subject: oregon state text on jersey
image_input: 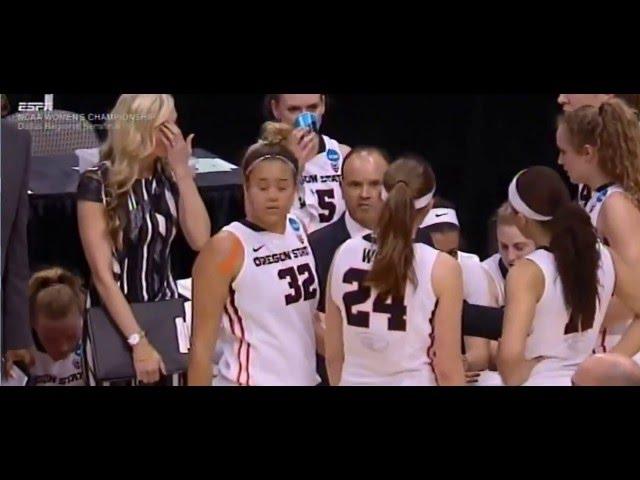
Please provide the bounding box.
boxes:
[216,216,320,386]
[330,234,441,386]
[29,344,85,386]
[291,135,346,233]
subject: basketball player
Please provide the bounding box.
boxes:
[483,202,536,307]
[265,94,351,233]
[28,268,86,386]
[309,147,389,383]
[478,202,537,376]
[325,157,465,386]
[498,167,640,386]
[416,197,491,379]
[557,93,640,205]
[557,98,640,360]
[188,123,320,386]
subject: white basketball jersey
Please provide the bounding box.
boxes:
[458,252,492,306]
[291,135,346,233]
[583,183,626,230]
[522,246,615,385]
[216,216,319,386]
[29,345,85,386]
[482,253,506,306]
[582,183,632,354]
[330,236,440,386]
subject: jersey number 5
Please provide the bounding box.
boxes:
[278,264,318,306]
[342,268,407,332]
[317,189,337,224]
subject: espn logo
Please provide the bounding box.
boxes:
[18,94,54,112]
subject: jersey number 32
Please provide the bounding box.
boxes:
[278,263,318,306]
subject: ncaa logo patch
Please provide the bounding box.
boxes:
[289,217,301,232]
[327,149,340,173]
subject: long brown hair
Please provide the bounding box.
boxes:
[367,156,436,299]
[615,93,640,111]
[29,268,85,324]
[559,97,640,207]
[514,167,600,332]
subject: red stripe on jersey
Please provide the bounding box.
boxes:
[224,303,245,385]
[426,300,439,385]
[229,287,250,386]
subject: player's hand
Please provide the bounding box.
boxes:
[3,349,35,379]
[465,371,481,384]
[287,128,317,169]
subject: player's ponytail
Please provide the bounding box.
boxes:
[368,156,436,299]
[29,267,86,324]
[509,166,600,332]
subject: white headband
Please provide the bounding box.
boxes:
[508,170,553,222]
[381,184,435,210]
[423,208,460,228]
[245,154,297,176]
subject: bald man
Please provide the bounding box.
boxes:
[308,147,390,384]
[572,354,640,386]
[309,147,390,315]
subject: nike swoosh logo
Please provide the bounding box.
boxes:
[435,213,448,218]
[253,245,266,253]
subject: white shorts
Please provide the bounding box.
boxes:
[474,370,503,387]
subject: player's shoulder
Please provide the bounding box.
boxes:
[509,253,545,287]
[601,189,640,223]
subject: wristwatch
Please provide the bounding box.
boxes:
[127,331,146,347]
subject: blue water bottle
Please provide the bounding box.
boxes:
[294,112,319,133]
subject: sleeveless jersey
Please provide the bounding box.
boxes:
[330,235,441,386]
[216,216,319,386]
[291,135,346,233]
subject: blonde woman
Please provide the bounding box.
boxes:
[77,94,211,385]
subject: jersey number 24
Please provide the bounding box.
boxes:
[342,268,407,332]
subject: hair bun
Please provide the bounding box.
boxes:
[260,122,293,146]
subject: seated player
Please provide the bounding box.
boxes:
[28,268,86,386]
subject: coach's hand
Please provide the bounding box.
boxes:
[288,128,317,169]
[132,339,166,384]
[160,122,195,181]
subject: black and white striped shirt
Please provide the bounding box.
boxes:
[77,161,180,304]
